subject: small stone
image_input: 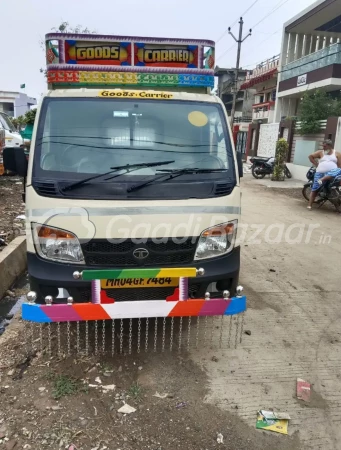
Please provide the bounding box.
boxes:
[244,330,251,336]
[269,269,276,273]
[217,433,224,444]
[138,366,143,371]
[5,314,14,321]
[118,366,122,372]
[38,387,46,392]
[5,290,15,298]
[211,356,219,362]
[118,404,136,414]
[51,406,62,411]
[80,419,88,426]
[7,370,14,377]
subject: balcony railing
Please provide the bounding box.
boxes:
[281,43,341,81]
[244,55,280,82]
[252,109,275,122]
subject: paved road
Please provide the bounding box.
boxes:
[192,175,341,450]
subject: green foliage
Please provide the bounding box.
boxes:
[24,109,37,125]
[271,138,289,182]
[52,21,96,34]
[128,382,143,400]
[11,118,19,130]
[17,115,26,127]
[299,90,341,135]
[52,375,83,400]
[11,115,27,130]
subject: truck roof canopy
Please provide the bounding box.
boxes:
[45,33,215,93]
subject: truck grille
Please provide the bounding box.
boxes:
[81,237,198,267]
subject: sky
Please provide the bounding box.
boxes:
[1,0,315,100]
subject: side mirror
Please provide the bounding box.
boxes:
[3,147,28,177]
[236,151,243,179]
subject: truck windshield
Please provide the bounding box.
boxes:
[34,97,235,182]
[0,113,16,132]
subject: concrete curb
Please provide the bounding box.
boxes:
[0,236,26,299]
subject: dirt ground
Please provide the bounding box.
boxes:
[0,174,340,450]
[0,175,25,250]
[194,175,341,450]
[0,317,301,450]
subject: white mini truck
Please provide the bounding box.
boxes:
[8,34,246,353]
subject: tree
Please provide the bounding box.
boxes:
[17,115,26,129]
[11,116,26,130]
[11,118,19,130]
[24,109,37,125]
[271,138,289,181]
[299,89,341,135]
[51,21,96,34]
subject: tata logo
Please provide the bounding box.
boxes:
[133,248,149,260]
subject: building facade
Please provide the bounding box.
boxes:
[215,67,255,121]
[241,56,279,124]
[0,91,37,118]
[275,0,341,122]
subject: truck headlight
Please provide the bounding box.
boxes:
[194,220,237,260]
[32,224,85,264]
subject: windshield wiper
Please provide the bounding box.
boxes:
[62,160,175,192]
[127,168,227,193]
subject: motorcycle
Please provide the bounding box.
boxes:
[250,156,292,179]
[302,166,341,212]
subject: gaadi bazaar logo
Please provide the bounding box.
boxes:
[65,40,131,66]
[134,43,198,68]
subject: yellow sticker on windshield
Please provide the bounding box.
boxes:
[99,90,173,99]
[188,111,208,127]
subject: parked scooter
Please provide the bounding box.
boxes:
[302,166,341,212]
[250,156,292,179]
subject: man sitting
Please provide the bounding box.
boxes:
[307,139,341,209]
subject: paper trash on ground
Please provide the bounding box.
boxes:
[297,378,311,402]
[260,410,291,420]
[256,411,289,435]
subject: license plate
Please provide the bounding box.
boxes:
[101,277,179,289]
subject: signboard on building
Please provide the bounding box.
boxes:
[297,74,307,87]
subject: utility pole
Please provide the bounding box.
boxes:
[228,18,252,126]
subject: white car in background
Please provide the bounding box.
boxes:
[0,112,24,149]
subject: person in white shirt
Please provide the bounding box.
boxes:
[307,139,341,209]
